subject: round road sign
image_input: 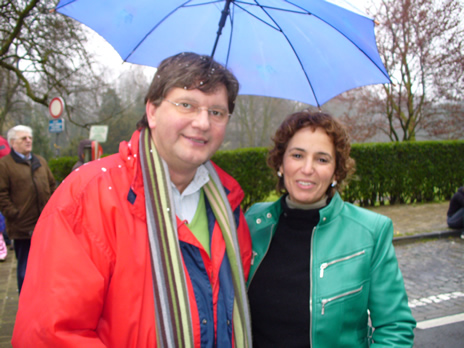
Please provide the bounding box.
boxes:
[49,97,65,119]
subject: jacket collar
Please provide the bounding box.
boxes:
[119,130,146,221]
[318,192,344,226]
[10,150,41,171]
[121,129,243,221]
[249,191,345,228]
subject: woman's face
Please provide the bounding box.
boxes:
[280,127,336,205]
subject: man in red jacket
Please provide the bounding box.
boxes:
[13,53,252,348]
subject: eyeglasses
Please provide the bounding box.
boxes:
[163,99,231,125]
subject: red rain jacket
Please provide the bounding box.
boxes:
[12,130,251,347]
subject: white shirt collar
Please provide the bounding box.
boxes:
[171,164,210,222]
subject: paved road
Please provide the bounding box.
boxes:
[0,237,462,347]
[394,236,464,347]
[395,237,464,322]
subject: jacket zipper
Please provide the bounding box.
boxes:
[321,285,363,315]
[309,226,316,348]
[30,162,41,218]
[248,223,276,284]
[250,251,258,265]
[319,250,365,278]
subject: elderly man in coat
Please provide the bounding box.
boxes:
[0,125,55,293]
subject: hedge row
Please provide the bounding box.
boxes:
[213,140,464,208]
[346,140,464,206]
[48,140,464,210]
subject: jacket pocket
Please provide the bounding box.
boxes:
[320,250,365,278]
[321,285,363,315]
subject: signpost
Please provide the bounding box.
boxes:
[48,119,65,133]
[89,125,109,143]
[48,97,65,156]
[49,97,64,119]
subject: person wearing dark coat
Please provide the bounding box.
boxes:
[72,139,92,170]
[447,186,464,236]
[0,125,55,293]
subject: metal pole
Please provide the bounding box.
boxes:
[211,0,232,58]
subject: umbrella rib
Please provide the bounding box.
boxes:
[55,0,78,10]
[224,2,236,67]
[123,1,195,62]
[235,0,307,14]
[284,0,391,83]
[249,0,321,105]
[243,0,391,89]
[233,2,306,31]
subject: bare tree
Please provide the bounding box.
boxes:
[367,0,464,141]
[224,95,305,149]
[422,101,464,139]
[323,88,386,143]
[0,0,103,133]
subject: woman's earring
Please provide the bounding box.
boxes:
[277,171,282,178]
[331,180,337,187]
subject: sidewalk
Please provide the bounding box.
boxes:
[0,249,18,348]
[0,200,459,347]
[366,200,462,243]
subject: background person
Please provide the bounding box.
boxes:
[0,135,12,255]
[246,111,415,347]
[0,212,7,261]
[13,52,252,347]
[71,139,103,170]
[0,126,55,293]
[447,186,464,236]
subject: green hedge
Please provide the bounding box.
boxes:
[48,156,78,183]
[212,148,275,211]
[346,140,463,206]
[48,140,464,209]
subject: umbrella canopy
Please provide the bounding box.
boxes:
[0,136,10,158]
[55,0,390,106]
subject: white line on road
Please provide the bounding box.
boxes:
[409,291,464,308]
[416,313,464,329]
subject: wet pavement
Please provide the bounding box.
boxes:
[0,201,462,347]
[0,248,19,347]
[395,237,464,323]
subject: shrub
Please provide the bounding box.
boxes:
[48,140,464,209]
[48,156,77,183]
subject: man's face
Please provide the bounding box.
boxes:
[146,85,229,182]
[11,131,33,156]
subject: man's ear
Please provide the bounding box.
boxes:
[146,102,157,129]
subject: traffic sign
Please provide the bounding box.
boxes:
[89,125,109,143]
[49,119,65,133]
[49,97,65,119]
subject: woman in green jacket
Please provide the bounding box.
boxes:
[246,111,415,347]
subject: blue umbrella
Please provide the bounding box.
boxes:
[55,0,390,106]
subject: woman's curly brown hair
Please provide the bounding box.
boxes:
[267,111,356,198]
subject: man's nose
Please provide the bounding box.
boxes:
[192,109,211,129]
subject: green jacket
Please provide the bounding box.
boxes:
[246,193,416,347]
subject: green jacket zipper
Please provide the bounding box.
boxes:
[320,250,365,278]
[321,285,363,315]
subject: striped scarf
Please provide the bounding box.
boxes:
[139,128,251,347]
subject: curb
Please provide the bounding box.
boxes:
[393,229,463,245]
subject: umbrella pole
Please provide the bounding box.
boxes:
[210,0,232,58]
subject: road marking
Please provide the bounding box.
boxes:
[409,291,464,308]
[416,313,464,329]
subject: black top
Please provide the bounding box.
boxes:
[248,197,320,348]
